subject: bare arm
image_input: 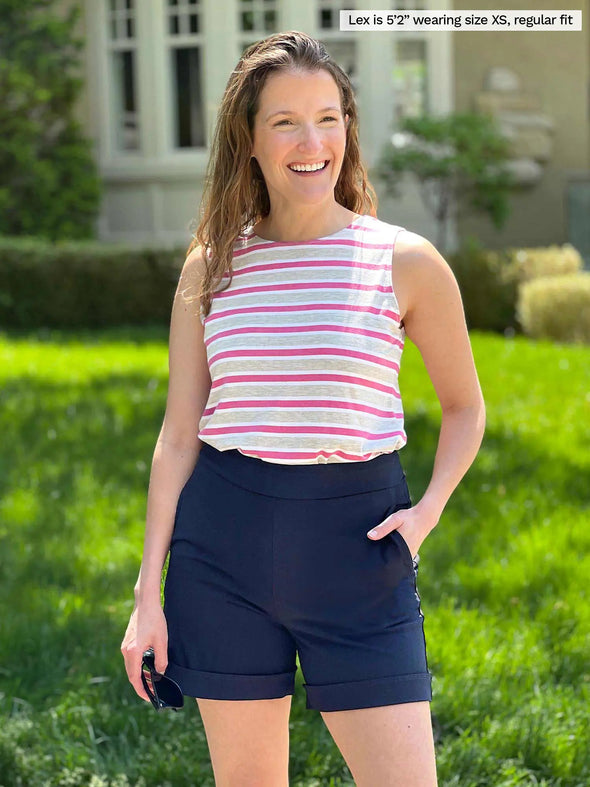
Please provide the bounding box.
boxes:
[134,248,211,605]
[368,232,486,556]
[121,246,211,691]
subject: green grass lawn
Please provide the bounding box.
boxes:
[0,327,588,787]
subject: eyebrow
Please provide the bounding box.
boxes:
[265,106,342,121]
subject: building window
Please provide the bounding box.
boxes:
[238,0,278,36]
[107,0,140,151]
[318,0,356,30]
[389,0,431,125]
[167,0,201,34]
[166,0,206,148]
[393,39,428,123]
[322,39,357,88]
[317,1,358,93]
[238,0,278,55]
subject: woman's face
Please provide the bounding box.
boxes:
[251,68,349,212]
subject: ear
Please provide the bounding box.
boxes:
[344,114,350,128]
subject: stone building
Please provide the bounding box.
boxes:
[70,0,589,259]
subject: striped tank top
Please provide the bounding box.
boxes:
[197,214,407,465]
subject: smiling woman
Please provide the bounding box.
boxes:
[121,30,485,787]
[249,68,351,237]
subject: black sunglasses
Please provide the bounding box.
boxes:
[141,648,184,712]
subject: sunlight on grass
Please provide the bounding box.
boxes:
[0,328,588,786]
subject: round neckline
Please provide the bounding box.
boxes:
[249,214,364,244]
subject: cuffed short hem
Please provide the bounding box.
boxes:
[165,661,296,700]
[303,671,433,711]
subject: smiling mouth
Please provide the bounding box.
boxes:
[287,160,329,173]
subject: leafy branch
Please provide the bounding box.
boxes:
[377,113,518,252]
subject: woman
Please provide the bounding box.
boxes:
[121,31,485,786]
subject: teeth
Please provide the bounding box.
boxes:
[289,161,328,172]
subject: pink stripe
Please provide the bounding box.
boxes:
[210,373,402,398]
[226,258,393,276]
[209,346,400,373]
[203,399,404,418]
[205,323,404,351]
[235,237,392,256]
[200,424,407,440]
[238,448,404,461]
[204,302,400,326]
[205,444,406,462]
[211,281,393,300]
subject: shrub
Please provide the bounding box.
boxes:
[508,244,582,282]
[448,237,586,334]
[517,273,590,343]
[1,234,587,334]
[0,236,185,328]
[447,236,518,332]
[377,112,516,254]
[0,0,101,241]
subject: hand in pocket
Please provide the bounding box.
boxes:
[366,503,435,561]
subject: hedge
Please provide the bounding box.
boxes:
[447,236,585,333]
[0,236,185,328]
[1,234,586,334]
[517,273,590,344]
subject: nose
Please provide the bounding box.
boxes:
[297,122,323,154]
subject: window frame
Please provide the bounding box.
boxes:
[83,0,451,176]
[164,0,207,151]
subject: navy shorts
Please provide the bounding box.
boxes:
[163,442,433,712]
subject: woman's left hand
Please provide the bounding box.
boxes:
[366,502,439,560]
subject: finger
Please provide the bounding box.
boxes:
[133,678,151,702]
[123,646,151,701]
[367,511,404,539]
[133,656,152,703]
[154,643,169,674]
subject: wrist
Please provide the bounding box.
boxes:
[134,582,162,607]
[413,496,444,533]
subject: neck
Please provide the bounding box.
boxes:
[253,204,358,242]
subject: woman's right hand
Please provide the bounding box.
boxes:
[120,601,169,702]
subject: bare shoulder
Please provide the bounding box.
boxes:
[179,244,207,290]
[391,229,483,414]
[184,243,206,273]
[391,229,460,322]
[173,244,208,316]
[394,229,454,278]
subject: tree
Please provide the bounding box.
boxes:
[377,112,517,253]
[0,0,101,241]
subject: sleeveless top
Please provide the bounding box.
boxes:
[196,214,408,465]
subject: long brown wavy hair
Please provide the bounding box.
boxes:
[186,30,378,321]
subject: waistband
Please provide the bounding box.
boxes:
[198,442,407,500]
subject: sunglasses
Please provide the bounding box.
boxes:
[141,648,184,712]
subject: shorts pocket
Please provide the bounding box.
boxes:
[390,528,414,570]
[376,482,414,574]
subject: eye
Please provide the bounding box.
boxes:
[274,119,293,126]
[321,116,338,122]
